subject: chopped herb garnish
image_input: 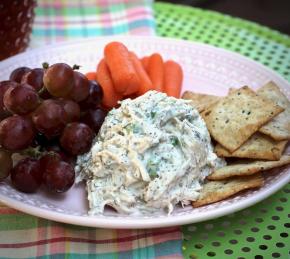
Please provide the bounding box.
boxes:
[194,131,201,139]
[124,124,132,133]
[170,136,180,147]
[147,159,158,179]
[150,111,157,119]
[148,169,157,179]
[124,123,142,134]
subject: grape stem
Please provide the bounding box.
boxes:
[19,146,43,159]
[42,62,49,69]
[38,87,46,96]
[72,64,81,70]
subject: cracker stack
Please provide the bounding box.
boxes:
[182,81,290,207]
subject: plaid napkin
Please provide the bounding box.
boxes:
[30,0,156,48]
[0,205,182,258]
[0,1,183,258]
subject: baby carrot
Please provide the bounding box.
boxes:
[130,52,154,96]
[147,53,164,92]
[122,93,138,100]
[85,72,97,81]
[163,60,183,98]
[141,56,149,72]
[96,59,122,108]
[104,42,140,95]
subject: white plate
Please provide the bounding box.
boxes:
[0,36,289,229]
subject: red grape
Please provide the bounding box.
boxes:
[0,115,35,151]
[42,160,75,193]
[32,99,68,138]
[79,80,103,109]
[81,108,106,133]
[39,152,61,169]
[11,158,42,193]
[45,144,77,167]
[9,67,31,83]
[3,83,40,115]
[35,135,76,165]
[0,149,13,181]
[43,63,74,97]
[61,153,76,167]
[0,81,18,119]
[68,71,90,102]
[21,68,44,92]
[60,122,94,155]
[58,99,80,122]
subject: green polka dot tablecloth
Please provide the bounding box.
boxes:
[154,2,290,259]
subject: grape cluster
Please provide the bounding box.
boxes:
[0,63,107,194]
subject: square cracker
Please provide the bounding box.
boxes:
[205,86,284,152]
[182,91,222,113]
[214,132,287,160]
[257,81,290,140]
[208,155,290,180]
[192,174,264,207]
[228,88,237,94]
[200,88,237,121]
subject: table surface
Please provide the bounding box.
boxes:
[1,2,289,259]
[154,2,290,259]
[159,0,290,36]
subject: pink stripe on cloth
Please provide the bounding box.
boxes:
[116,229,133,251]
[0,227,181,248]
[55,35,67,41]
[101,12,113,30]
[36,220,48,257]
[0,206,22,214]
[49,224,66,255]
[35,9,151,26]
[96,0,143,5]
[34,10,152,26]
[39,0,145,9]
[129,27,153,35]
[152,227,182,245]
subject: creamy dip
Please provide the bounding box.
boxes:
[75,91,224,215]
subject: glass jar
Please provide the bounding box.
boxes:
[0,0,36,61]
